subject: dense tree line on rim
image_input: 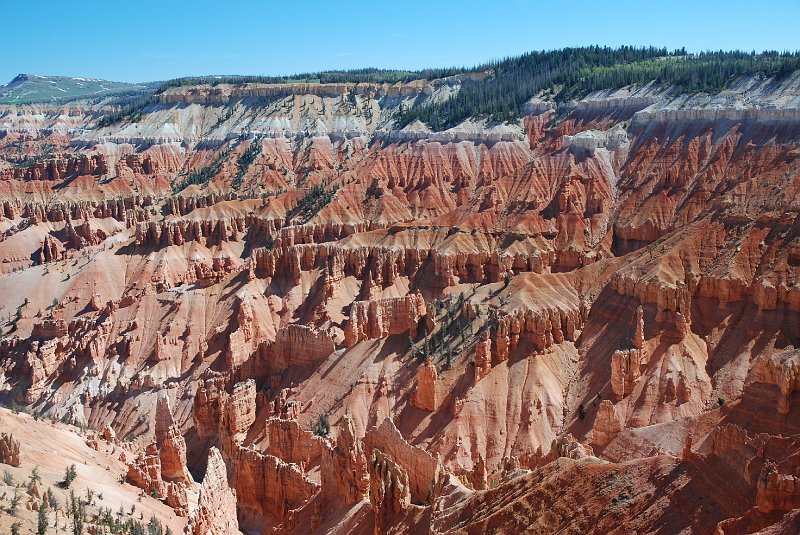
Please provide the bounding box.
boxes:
[395,47,800,130]
[97,47,800,130]
[153,67,467,91]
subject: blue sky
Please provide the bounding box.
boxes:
[2,0,798,83]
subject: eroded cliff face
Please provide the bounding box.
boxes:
[2,73,800,534]
[320,413,369,506]
[186,448,239,535]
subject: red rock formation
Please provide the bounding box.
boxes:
[38,234,65,264]
[0,154,108,181]
[344,292,426,347]
[704,423,800,520]
[226,379,256,436]
[165,482,189,517]
[473,330,492,383]
[610,348,644,400]
[755,352,800,415]
[226,295,260,369]
[609,304,649,400]
[24,336,69,403]
[186,447,239,535]
[0,432,21,466]
[364,417,439,505]
[155,395,192,485]
[411,358,438,411]
[633,305,645,349]
[2,73,800,534]
[167,192,237,216]
[126,443,166,498]
[232,445,319,531]
[478,300,587,364]
[544,434,595,462]
[321,413,369,505]
[757,463,800,513]
[258,324,335,374]
[13,194,150,224]
[193,372,229,439]
[101,424,116,443]
[471,454,488,490]
[263,418,323,466]
[192,373,257,442]
[369,448,411,534]
[592,400,623,447]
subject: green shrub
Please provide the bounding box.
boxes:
[312,413,330,437]
[61,464,77,488]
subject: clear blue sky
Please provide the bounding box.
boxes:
[2,0,798,83]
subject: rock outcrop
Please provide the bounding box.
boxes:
[263,418,324,466]
[0,432,21,466]
[754,351,800,415]
[321,413,369,505]
[544,434,595,462]
[606,299,657,401]
[344,293,427,347]
[473,330,492,383]
[126,443,165,498]
[232,445,319,530]
[193,372,229,439]
[592,400,623,447]
[633,306,645,349]
[186,447,239,535]
[38,234,65,264]
[193,373,258,440]
[155,395,192,485]
[101,424,116,443]
[0,154,108,181]
[226,379,256,436]
[757,463,800,513]
[411,358,438,411]
[258,324,335,374]
[126,397,193,513]
[610,348,644,400]
[226,295,263,369]
[370,448,411,534]
[364,417,439,505]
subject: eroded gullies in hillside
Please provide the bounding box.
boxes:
[0,65,799,534]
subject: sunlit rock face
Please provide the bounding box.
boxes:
[1,69,800,534]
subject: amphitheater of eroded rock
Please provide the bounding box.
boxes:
[1,72,800,534]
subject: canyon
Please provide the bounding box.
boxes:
[1,64,799,535]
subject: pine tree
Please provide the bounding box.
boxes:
[62,464,77,488]
[37,500,49,535]
[46,487,59,510]
[10,489,20,515]
[69,490,84,535]
[30,465,42,485]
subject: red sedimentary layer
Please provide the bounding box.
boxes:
[1,77,800,534]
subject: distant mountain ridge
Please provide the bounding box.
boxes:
[0,74,155,104]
